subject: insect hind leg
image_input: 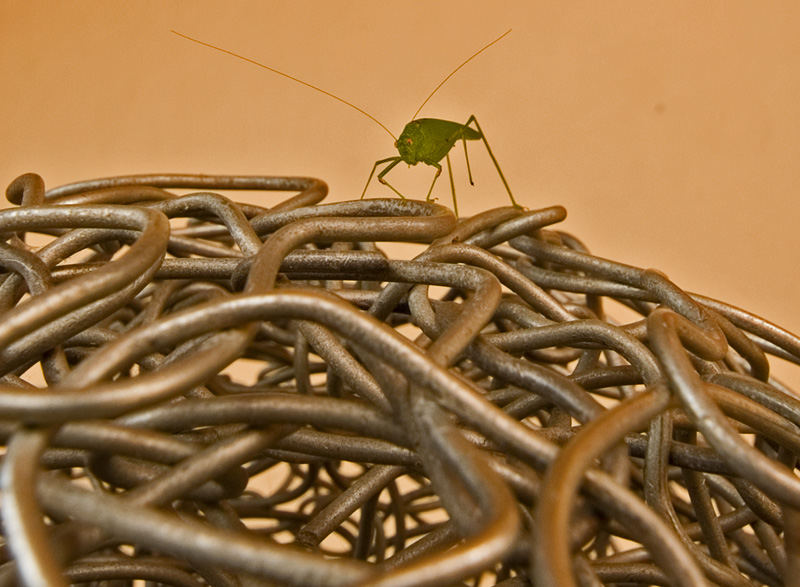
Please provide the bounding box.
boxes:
[461,138,474,186]
[464,115,520,208]
[445,153,458,216]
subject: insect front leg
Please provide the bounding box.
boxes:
[464,115,519,208]
[361,157,402,199]
[376,157,408,199]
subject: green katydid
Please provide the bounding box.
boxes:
[171,29,519,215]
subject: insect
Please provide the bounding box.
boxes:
[171,29,519,215]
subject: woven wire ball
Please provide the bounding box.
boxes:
[0,172,798,586]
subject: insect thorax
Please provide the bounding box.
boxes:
[396,119,476,166]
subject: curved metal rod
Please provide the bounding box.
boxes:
[648,307,800,509]
[1,429,67,587]
[533,385,707,586]
[36,473,375,586]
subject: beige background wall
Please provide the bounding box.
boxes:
[1,1,798,387]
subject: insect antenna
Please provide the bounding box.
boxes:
[410,29,512,121]
[171,30,398,141]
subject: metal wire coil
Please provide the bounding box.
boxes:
[0,172,798,586]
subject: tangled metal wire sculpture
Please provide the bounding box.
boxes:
[0,172,798,587]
